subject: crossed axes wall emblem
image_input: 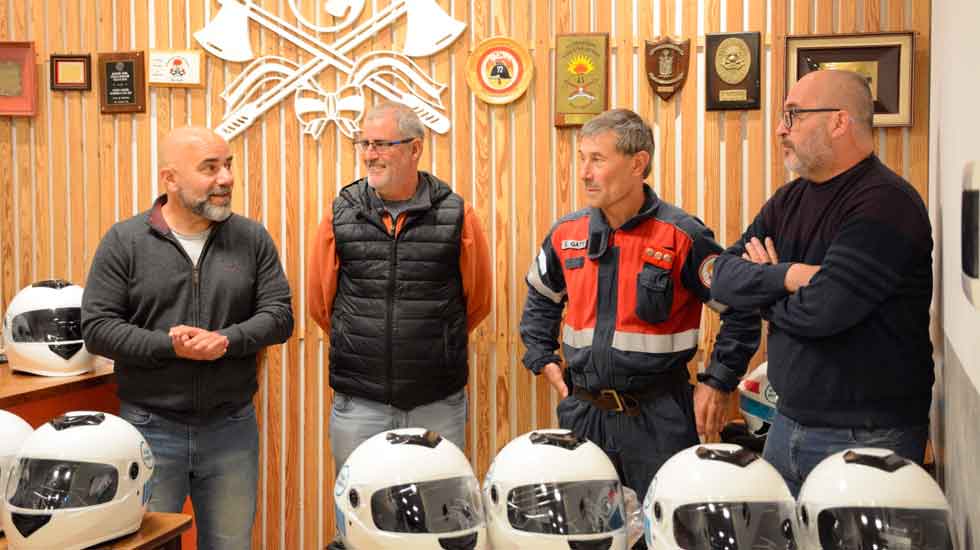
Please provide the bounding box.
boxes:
[194,0,466,141]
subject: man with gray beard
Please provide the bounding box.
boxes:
[82,127,294,549]
[702,70,934,496]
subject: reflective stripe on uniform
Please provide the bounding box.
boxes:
[527,263,565,304]
[563,325,699,354]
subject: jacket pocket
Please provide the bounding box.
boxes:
[636,264,673,324]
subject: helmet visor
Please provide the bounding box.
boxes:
[370,475,484,534]
[673,501,798,550]
[817,507,955,550]
[7,308,82,343]
[506,479,625,535]
[6,458,119,510]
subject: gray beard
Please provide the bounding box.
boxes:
[180,190,232,222]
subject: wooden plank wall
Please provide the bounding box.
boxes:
[0,0,930,548]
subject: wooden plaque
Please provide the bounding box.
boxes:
[98,50,146,114]
[554,33,609,127]
[705,32,761,111]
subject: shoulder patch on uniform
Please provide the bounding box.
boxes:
[699,254,719,288]
[561,239,588,250]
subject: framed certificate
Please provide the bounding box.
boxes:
[0,42,37,116]
[554,33,608,127]
[148,49,205,88]
[98,50,146,114]
[786,32,914,127]
[50,54,92,91]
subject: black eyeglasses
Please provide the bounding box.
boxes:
[353,137,416,152]
[780,108,840,130]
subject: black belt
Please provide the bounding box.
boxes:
[573,386,671,416]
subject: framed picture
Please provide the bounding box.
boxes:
[98,50,146,114]
[147,49,205,88]
[0,42,37,116]
[465,37,534,105]
[554,33,608,127]
[705,32,761,110]
[786,32,914,127]
[50,54,91,91]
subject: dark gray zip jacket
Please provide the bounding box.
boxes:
[81,195,294,424]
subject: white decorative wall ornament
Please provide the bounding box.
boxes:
[194,0,466,140]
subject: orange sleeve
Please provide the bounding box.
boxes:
[460,205,492,332]
[308,208,340,333]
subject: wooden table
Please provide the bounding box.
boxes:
[0,512,192,550]
[0,362,115,408]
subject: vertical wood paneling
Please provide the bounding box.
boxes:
[512,0,534,440]
[49,3,68,281]
[658,0,678,205]
[0,1,11,309]
[680,0,697,214]
[0,2,933,549]
[884,0,905,176]
[531,0,556,434]
[17,0,35,288]
[723,0,743,248]
[908,0,930,200]
[66,0,86,284]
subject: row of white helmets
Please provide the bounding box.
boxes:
[2,280,96,377]
[0,409,154,550]
[333,425,956,549]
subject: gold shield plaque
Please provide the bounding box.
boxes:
[644,36,691,101]
[705,32,761,111]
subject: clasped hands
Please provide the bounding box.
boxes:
[170,325,229,361]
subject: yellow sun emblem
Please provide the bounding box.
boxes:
[567,54,595,76]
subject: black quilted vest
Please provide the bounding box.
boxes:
[329,173,468,410]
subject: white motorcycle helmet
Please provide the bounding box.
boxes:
[643,443,798,550]
[483,429,628,549]
[1,411,154,550]
[739,362,777,436]
[797,448,956,550]
[3,280,94,376]
[0,410,34,535]
[334,428,486,549]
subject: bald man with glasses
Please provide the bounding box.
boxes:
[308,101,492,485]
[698,70,935,495]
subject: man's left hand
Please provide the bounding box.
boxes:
[742,236,779,264]
[694,383,730,440]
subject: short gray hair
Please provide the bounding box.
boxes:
[836,70,874,133]
[579,109,655,178]
[363,101,425,140]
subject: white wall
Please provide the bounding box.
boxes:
[930,0,980,546]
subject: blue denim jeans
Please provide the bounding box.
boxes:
[329,388,468,474]
[119,401,259,550]
[762,410,929,497]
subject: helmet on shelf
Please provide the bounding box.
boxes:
[1,411,154,550]
[3,280,94,377]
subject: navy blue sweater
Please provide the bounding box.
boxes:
[710,155,934,428]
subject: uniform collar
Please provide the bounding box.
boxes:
[587,184,660,259]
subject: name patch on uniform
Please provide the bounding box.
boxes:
[561,239,588,250]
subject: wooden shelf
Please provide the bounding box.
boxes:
[0,361,115,409]
[0,512,191,550]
